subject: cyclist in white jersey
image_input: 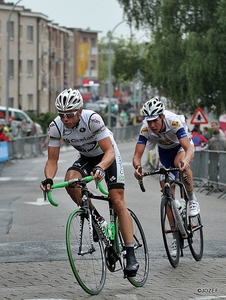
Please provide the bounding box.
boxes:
[40,88,139,276]
[132,97,200,218]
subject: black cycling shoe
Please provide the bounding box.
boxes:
[124,247,139,277]
[93,226,99,242]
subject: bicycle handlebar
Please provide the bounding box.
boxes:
[46,176,109,207]
[138,166,181,193]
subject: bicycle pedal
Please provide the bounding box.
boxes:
[123,269,137,278]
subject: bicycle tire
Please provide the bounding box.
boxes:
[188,213,204,261]
[66,209,106,295]
[116,208,149,286]
[160,196,180,268]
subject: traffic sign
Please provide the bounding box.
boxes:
[190,107,208,124]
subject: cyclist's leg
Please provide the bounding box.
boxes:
[109,188,139,276]
[159,146,182,255]
[106,153,139,276]
[174,149,200,217]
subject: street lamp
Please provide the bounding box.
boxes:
[107,20,127,127]
[6,0,22,125]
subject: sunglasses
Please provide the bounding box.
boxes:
[58,111,78,118]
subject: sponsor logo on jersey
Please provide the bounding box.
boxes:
[63,128,72,135]
[80,127,86,133]
[141,127,148,133]
[172,120,180,127]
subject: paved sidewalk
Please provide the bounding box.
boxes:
[1,257,226,300]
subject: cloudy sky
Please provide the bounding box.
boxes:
[14,0,148,40]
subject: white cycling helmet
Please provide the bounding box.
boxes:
[142,97,165,121]
[55,88,83,111]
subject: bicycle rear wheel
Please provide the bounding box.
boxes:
[161,197,180,268]
[117,209,149,287]
[66,209,106,295]
[188,213,204,261]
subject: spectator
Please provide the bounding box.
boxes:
[211,121,225,138]
[119,109,128,126]
[21,119,28,137]
[0,122,11,142]
[202,127,212,141]
[202,127,226,151]
[191,127,208,151]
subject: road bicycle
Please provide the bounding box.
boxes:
[46,176,149,295]
[138,166,203,268]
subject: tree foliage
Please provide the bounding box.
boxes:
[116,0,226,116]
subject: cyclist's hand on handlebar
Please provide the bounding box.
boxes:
[134,165,144,180]
[179,161,190,172]
[40,178,53,192]
[91,166,105,182]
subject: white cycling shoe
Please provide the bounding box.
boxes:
[189,200,200,217]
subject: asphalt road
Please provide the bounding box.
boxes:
[0,141,226,299]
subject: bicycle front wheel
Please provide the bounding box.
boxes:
[188,213,204,261]
[116,208,149,287]
[161,197,180,268]
[66,209,106,295]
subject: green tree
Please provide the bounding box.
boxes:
[117,0,226,116]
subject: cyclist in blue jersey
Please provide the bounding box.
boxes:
[133,97,200,217]
[40,88,139,276]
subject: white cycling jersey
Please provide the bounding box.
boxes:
[137,110,190,150]
[48,110,118,157]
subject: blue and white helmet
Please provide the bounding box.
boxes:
[142,97,165,121]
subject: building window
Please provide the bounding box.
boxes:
[19,25,23,38]
[91,38,96,47]
[9,59,14,78]
[9,97,14,107]
[27,94,33,110]
[91,60,96,69]
[27,60,33,77]
[19,60,22,76]
[9,21,14,39]
[27,26,33,42]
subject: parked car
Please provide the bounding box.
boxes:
[83,102,104,115]
[96,98,119,114]
[0,106,42,135]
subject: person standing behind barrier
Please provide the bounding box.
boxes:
[211,121,225,138]
[132,97,200,218]
[202,127,226,151]
[21,119,28,137]
[191,127,208,151]
[0,122,12,142]
[202,126,212,141]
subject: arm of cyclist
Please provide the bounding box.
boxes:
[177,136,194,172]
[91,136,115,182]
[40,146,60,192]
[132,143,146,180]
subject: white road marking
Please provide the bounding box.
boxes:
[25,198,49,206]
[116,295,137,300]
[0,177,11,181]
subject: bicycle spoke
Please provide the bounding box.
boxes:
[126,209,149,287]
[66,210,106,295]
[161,198,180,268]
[188,214,204,261]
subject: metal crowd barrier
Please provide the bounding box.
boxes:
[0,124,142,163]
[190,150,226,198]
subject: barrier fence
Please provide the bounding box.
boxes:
[0,124,142,163]
[190,150,226,198]
[3,125,226,199]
